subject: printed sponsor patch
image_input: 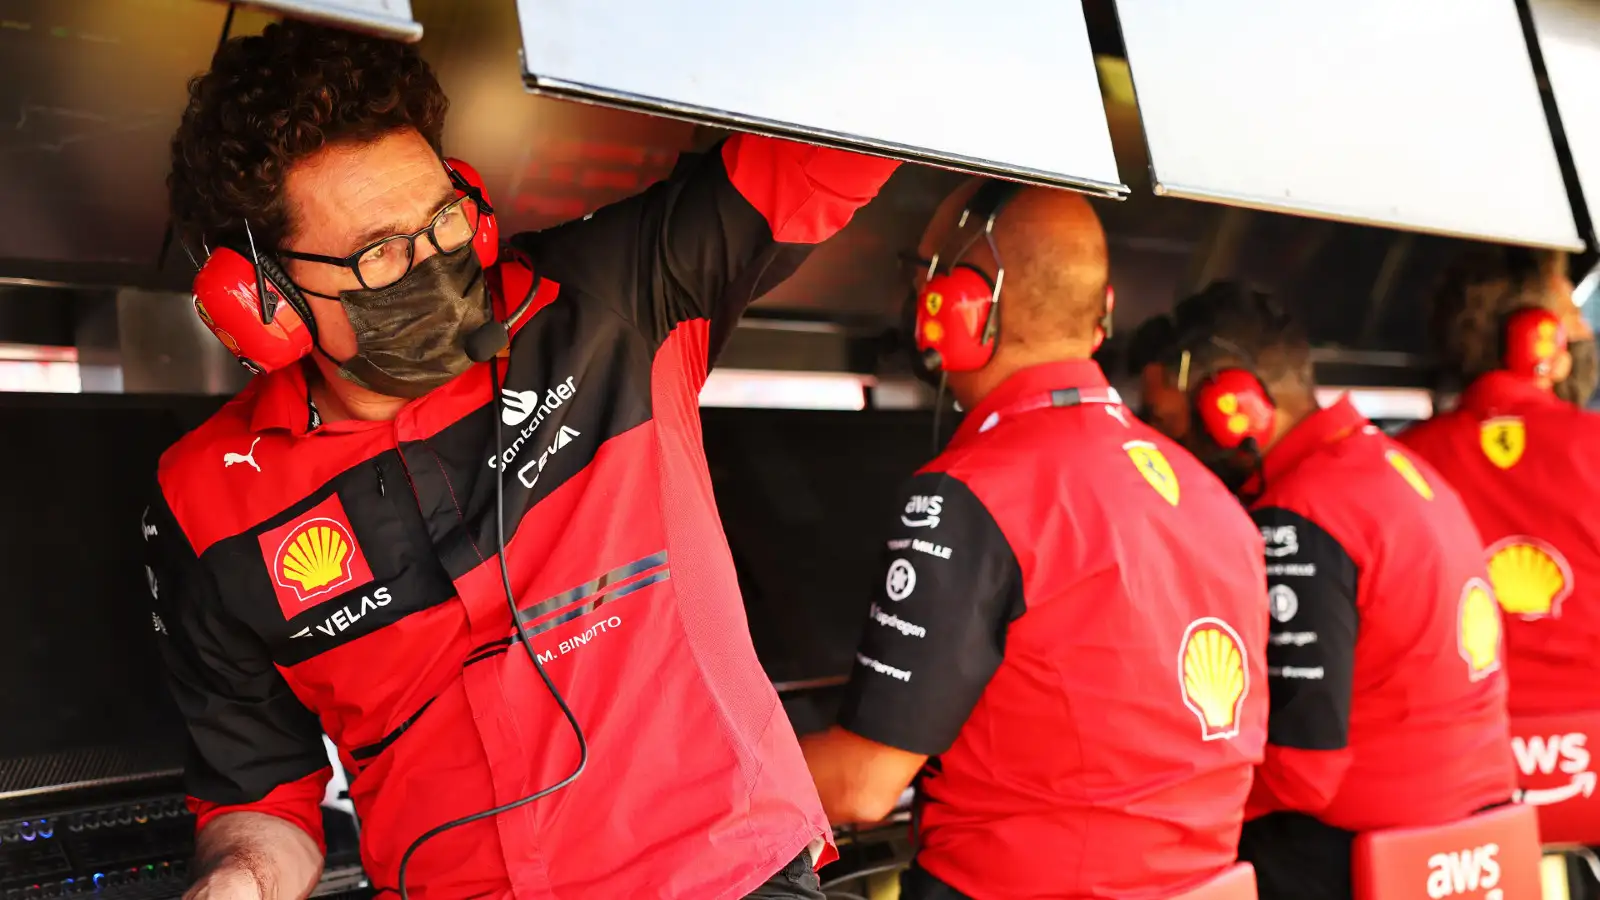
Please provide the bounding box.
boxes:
[1487,536,1572,620]
[258,494,374,620]
[1178,616,1249,740]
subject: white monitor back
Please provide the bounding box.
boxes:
[1114,0,1582,250]
[514,0,1125,196]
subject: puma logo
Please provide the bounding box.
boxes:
[223,437,262,472]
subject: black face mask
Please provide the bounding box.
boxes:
[334,246,490,399]
[1556,338,1599,408]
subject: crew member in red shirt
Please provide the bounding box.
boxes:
[146,21,896,900]
[1152,283,1515,900]
[801,181,1270,899]
[1400,247,1600,716]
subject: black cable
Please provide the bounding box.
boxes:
[395,358,588,900]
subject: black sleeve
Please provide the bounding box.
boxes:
[143,489,328,805]
[1253,506,1360,751]
[837,473,1025,755]
[510,139,819,360]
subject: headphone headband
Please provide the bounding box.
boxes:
[965,180,1022,225]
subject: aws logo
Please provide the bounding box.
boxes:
[1178,617,1248,740]
[1457,578,1502,682]
[1486,536,1572,620]
[1512,732,1598,806]
[1426,844,1501,899]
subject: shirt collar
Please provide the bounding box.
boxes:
[1458,371,1561,417]
[1261,393,1371,483]
[951,359,1111,447]
[249,361,319,435]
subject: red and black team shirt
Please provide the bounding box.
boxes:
[141,135,896,900]
[837,360,1271,900]
[1401,372,1600,717]
[1244,396,1515,832]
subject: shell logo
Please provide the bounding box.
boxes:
[1178,617,1249,740]
[924,291,943,317]
[1124,440,1180,506]
[922,320,945,344]
[1479,417,1526,470]
[1385,449,1434,501]
[276,518,357,601]
[1215,393,1250,436]
[1458,578,1503,682]
[1486,537,1572,620]
[257,494,374,619]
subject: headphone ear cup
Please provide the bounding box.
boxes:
[445,157,499,269]
[1194,368,1277,450]
[1502,307,1567,378]
[193,247,314,374]
[917,265,999,373]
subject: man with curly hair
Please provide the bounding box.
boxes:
[1401,248,1600,719]
[143,20,896,900]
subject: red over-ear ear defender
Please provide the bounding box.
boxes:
[916,265,1001,373]
[914,180,1020,374]
[1194,367,1277,450]
[444,157,500,270]
[192,244,315,376]
[1502,306,1567,378]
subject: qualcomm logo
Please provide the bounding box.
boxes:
[519,426,582,490]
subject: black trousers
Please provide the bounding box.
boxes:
[898,864,973,900]
[1238,812,1355,900]
[741,850,825,900]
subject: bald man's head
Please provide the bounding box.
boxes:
[918,179,1111,351]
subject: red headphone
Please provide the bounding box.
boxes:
[1194,367,1277,450]
[914,181,1018,373]
[1501,306,1567,379]
[191,157,500,375]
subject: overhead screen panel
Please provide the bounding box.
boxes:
[1114,0,1583,250]
[1528,0,1600,241]
[231,0,421,41]
[513,1,1125,196]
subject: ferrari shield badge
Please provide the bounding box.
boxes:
[1125,440,1180,506]
[1479,417,1526,470]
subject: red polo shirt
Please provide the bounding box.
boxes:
[1246,397,1515,832]
[837,360,1270,899]
[1401,372,1600,716]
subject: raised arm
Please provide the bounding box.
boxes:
[513,135,898,358]
[143,490,331,900]
[1246,507,1360,818]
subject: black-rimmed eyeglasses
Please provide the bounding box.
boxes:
[278,194,482,291]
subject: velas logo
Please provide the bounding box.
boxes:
[1385,449,1435,501]
[1124,440,1180,506]
[1486,536,1571,620]
[1178,616,1249,740]
[1458,577,1503,682]
[1479,417,1526,470]
[258,494,375,620]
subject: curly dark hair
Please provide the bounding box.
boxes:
[1167,280,1313,396]
[1428,246,1567,383]
[168,20,450,250]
